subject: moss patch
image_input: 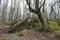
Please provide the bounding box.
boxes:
[46,21,60,30]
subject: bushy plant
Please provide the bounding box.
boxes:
[32,23,42,29]
[32,18,40,23]
[46,21,60,31]
[31,18,41,29]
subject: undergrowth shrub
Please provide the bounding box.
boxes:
[32,18,60,32]
[46,21,60,30]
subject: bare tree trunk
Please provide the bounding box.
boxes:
[1,0,8,28]
[37,12,46,32]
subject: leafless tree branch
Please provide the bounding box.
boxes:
[26,0,37,13]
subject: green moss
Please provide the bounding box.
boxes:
[32,18,40,23]
[32,18,41,29]
[46,21,60,30]
[32,23,42,28]
[32,19,60,32]
[32,18,60,32]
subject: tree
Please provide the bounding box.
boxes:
[26,0,46,32]
[9,0,14,30]
[14,0,18,22]
[1,0,8,27]
[49,1,60,20]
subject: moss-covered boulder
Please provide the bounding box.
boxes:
[46,21,60,30]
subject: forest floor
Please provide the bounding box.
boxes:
[0,28,60,40]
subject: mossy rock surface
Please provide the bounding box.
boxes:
[46,21,60,30]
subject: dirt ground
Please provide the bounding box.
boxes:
[0,29,60,40]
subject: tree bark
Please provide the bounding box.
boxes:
[37,11,46,32]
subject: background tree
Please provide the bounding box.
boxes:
[1,0,8,28]
[49,1,60,20]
